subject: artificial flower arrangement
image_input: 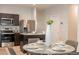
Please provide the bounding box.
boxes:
[47,19,54,25]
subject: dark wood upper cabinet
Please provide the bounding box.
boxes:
[12,14,19,26]
[0,13,19,26]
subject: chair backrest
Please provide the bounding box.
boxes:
[66,40,78,52]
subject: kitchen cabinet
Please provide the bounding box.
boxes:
[0,33,1,47]
[13,14,19,26]
[14,33,20,46]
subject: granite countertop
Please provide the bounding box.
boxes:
[20,33,45,35]
[1,33,15,34]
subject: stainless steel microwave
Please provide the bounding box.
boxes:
[0,18,13,26]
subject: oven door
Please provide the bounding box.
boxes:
[1,33,14,42]
[1,33,14,47]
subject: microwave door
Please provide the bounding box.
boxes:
[1,18,13,26]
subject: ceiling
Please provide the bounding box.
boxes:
[0,4,55,10]
[13,4,70,10]
[0,4,71,11]
[11,4,54,10]
[35,4,54,10]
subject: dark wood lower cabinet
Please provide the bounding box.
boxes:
[0,33,1,47]
[14,33,20,46]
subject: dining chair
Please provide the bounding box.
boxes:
[54,40,78,55]
[66,40,78,52]
[69,52,79,55]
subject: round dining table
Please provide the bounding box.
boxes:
[23,41,75,55]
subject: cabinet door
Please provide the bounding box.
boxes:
[0,13,14,18]
[13,15,19,26]
[14,33,20,46]
[0,33,1,47]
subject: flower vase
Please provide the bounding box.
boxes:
[45,25,53,47]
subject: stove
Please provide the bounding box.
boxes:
[0,29,14,47]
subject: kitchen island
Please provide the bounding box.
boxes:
[20,33,45,53]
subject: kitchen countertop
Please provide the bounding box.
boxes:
[20,33,45,35]
[0,32,45,35]
[1,33,15,34]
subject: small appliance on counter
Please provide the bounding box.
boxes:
[23,27,28,33]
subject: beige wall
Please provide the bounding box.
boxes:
[36,10,46,33]
[68,5,78,42]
